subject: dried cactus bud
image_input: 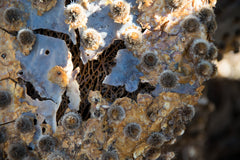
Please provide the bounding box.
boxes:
[48,66,69,88]
[15,116,34,134]
[198,7,215,23]
[0,127,7,144]
[8,143,28,160]
[108,105,126,122]
[61,112,82,131]
[124,29,142,49]
[124,123,142,140]
[46,151,67,160]
[173,124,186,136]
[101,151,119,160]
[0,91,11,109]
[81,28,102,50]
[3,7,21,25]
[110,0,130,24]
[23,155,40,160]
[165,0,183,10]
[159,70,178,89]
[143,53,158,67]
[79,154,90,160]
[190,39,209,57]
[17,29,36,51]
[206,18,217,34]
[206,43,218,60]
[64,3,87,29]
[196,60,216,79]
[32,0,57,15]
[147,132,167,147]
[38,135,57,153]
[182,105,195,123]
[182,16,200,33]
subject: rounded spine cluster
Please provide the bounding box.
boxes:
[196,60,216,79]
[110,0,130,24]
[17,29,36,54]
[143,52,158,67]
[124,29,143,50]
[64,3,87,29]
[3,7,21,25]
[189,38,209,58]
[46,151,67,160]
[159,70,178,89]
[0,127,7,144]
[101,151,119,160]
[182,16,200,33]
[15,115,34,134]
[61,112,82,131]
[107,105,126,122]
[0,91,11,110]
[147,132,167,147]
[165,0,183,10]
[81,28,102,50]
[8,142,28,160]
[124,122,142,140]
[32,0,57,15]
[38,135,57,153]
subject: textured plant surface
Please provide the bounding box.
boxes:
[0,0,220,159]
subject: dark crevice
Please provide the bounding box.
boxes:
[33,28,73,43]
[0,27,18,36]
[18,78,55,102]
[25,81,54,102]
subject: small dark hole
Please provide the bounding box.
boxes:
[1,53,6,59]
[27,146,33,150]
[33,118,37,125]
[42,127,46,133]
[18,71,23,75]
[45,50,50,55]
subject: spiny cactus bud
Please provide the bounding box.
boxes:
[17,29,36,49]
[38,135,57,153]
[196,60,216,79]
[124,123,142,140]
[182,105,195,123]
[15,115,34,134]
[159,70,178,89]
[124,29,142,49]
[165,0,183,10]
[182,16,200,33]
[0,127,7,144]
[64,3,87,29]
[206,19,217,34]
[0,91,11,110]
[108,105,126,122]
[190,39,209,57]
[147,132,167,147]
[61,112,82,131]
[101,151,119,160]
[110,0,130,24]
[79,154,90,160]
[198,7,215,23]
[143,53,158,67]
[3,7,21,25]
[8,142,28,160]
[32,0,57,14]
[46,151,67,160]
[81,28,102,50]
[206,43,218,60]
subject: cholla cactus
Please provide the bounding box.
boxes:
[0,0,218,159]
